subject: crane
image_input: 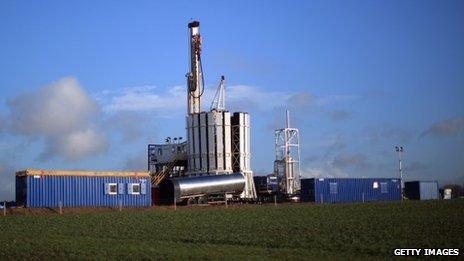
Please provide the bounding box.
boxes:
[210,75,226,111]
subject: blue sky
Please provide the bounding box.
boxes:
[1,1,463,200]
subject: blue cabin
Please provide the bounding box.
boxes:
[16,169,151,208]
[301,178,401,203]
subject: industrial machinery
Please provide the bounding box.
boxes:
[149,21,256,204]
[148,140,188,182]
[253,174,281,202]
[274,110,301,198]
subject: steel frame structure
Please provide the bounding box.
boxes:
[274,111,301,195]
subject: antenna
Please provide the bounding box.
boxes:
[210,75,226,111]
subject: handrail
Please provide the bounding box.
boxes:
[151,155,180,186]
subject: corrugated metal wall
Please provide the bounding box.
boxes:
[419,181,439,200]
[22,175,151,208]
[405,181,439,200]
[301,178,401,203]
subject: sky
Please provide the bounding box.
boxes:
[1,1,463,200]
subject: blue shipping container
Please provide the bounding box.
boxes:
[16,169,151,208]
[404,181,439,200]
[301,178,401,203]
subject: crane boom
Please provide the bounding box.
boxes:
[210,76,226,111]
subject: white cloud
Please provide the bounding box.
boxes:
[226,85,291,111]
[100,85,186,115]
[40,127,108,161]
[6,77,108,161]
[8,77,98,135]
[100,84,293,114]
[99,84,357,119]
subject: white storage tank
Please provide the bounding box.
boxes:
[186,111,233,175]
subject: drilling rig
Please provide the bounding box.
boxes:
[148,21,256,204]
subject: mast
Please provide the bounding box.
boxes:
[186,21,203,114]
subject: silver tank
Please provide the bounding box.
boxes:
[172,173,245,198]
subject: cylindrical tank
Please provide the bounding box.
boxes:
[187,111,233,175]
[159,173,245,201]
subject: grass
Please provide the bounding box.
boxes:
[0,200,463,260]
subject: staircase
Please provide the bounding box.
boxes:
[151,158,178,186]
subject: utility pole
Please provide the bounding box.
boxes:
[395,146,404,201]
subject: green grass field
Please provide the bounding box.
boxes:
[0,200,463,260]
